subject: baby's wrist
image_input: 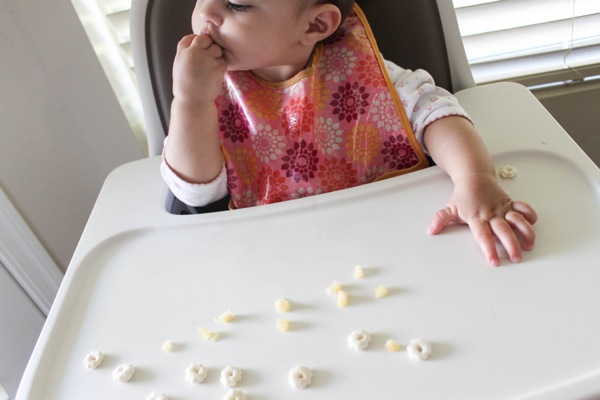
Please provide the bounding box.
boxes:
[172,96,216,113]
[451,171,498,189]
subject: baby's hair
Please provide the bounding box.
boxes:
[316,0,355,23]
[301,0,355,26]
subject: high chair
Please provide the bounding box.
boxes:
[18,7,600,398]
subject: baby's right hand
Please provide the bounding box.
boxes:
[172,34,227,104]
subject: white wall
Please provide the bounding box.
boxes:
[0,0,144,271]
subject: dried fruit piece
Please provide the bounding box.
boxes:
[385,339,401,352]
[161,340,175,352]
[216,310,234,323]
[276,318,290,332]
[337,290,349,307]
[326,280,343,296]
[275,298,291,312]
[353,265,365,279]
[197,327,219,342]
[375,284,389,299]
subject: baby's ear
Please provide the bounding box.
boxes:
[302,4,342,45]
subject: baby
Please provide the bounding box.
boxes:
[161,0,537,266]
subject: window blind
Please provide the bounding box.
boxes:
[71,0,599,148]
[70,0,147,153]
[453,0,600,86]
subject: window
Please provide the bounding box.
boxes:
[70,0,147,153]
[453,0,600,87]
[72,0,599,148]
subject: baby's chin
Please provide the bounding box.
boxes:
[226,65,246,72]
[224,59,249,72]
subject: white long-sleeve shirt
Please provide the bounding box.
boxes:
[161,60,470,207]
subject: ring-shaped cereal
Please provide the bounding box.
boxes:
[185,363,208,384]
[83,350,104,369]
[223,389,246,400]
[499,165,517,179]
[112,363,135,382]
[407,339,432,361]
[289,365,314,389]
[146,392,168,400]
[220,366,243,387]
[348,329,372,351]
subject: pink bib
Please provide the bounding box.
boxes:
[215,5,429,208]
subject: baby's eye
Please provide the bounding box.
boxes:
[226,1,251,12]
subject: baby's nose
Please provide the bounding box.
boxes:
[196,0,224,27]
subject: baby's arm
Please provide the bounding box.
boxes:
[385,61,537,265]
[164,34,226,185]
[424,116,537,266]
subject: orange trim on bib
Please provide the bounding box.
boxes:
[216,6,429,208]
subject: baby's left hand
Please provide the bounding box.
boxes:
[427,173,537,266]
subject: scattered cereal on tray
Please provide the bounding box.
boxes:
[289,365,313,389]
[223,389,246,400]
[198,327,220,342]
[326,280,342,296]
[385,339,402,352]
[146,392,168,400]
[407,339,432,361]
[83,350,104,369]
[336,290,349,307]
[276,318,290,332]
[375,284,389,299]
[499,165,517,179]
[220,366,243,387]
[112,363,135,382]
[185,363,208,384]
[275,298,291,312]
[216,310,234,323]
[348,330,371,351]
[353,264,365,279]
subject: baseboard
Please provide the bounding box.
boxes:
[0,380,8,400]
[0,187,63,316]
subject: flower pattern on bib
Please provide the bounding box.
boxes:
[215,5,428,208]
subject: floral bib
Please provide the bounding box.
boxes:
[215,5,429,208]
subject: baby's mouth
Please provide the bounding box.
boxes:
[202,28,222,47]
[202,27,227,60]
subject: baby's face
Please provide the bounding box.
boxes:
[192,0,315,81]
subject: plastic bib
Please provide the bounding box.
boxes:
[215,5,429,208]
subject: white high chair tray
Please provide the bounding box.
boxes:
[18,83,600,399]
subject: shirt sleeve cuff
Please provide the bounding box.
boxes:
[160,156,229,207]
